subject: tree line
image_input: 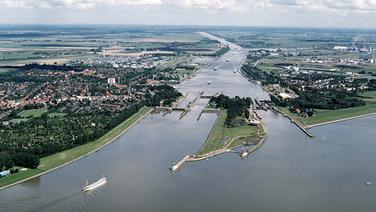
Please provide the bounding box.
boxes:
[209,94,252,127]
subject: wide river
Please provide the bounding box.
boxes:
[1,34,376,212]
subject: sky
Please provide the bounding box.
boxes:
[1,0,376,28]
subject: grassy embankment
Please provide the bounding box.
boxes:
[0,107,152,190]
[18,109,47,118]
[279,91,376,127]
[197,110,263,156]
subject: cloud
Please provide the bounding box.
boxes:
[273,0,376,13]
[2,0,376,14]
[166,0,251,12]
[2,0,162,9]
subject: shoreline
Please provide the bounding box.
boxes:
[274,106,376,133]
[240,69,376,132]
[306,112,376,129]
[0,107,153,191]
[193,111,268,161]
[171,122,268,171]
[273,107,314,137]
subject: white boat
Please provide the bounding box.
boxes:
[248,119,261,126]
[241,151,249,158]
[207,80,212,85]
[82,177,107,191]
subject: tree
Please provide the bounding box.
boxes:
[0,152,14,171]
[12,153,40,169]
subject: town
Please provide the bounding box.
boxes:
[232,30,376,127]
[0,27,230,176]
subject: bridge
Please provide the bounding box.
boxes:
[153,107,186,113]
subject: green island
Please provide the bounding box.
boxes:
[0,107,152,189]
[196,95,266,157]
[197,110,264,156]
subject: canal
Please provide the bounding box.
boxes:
[1,34,376,212]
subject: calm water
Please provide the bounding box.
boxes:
[1,34,376,212]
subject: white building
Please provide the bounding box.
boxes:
[107,78,116,85]
[278,93,292,100]
[333,46,349,51]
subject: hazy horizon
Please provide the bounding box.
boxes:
[2,0,376,28]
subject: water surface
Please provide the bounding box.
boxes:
[1,34,376,212]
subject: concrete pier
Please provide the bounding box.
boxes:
[170,155,194,172]
[272,107,314,138]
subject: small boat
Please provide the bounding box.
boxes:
[207,80,212,85]
[82,176,107,191]
[366,181,372,185]
[241,151,249,158]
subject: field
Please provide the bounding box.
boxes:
[0,26,215,67]
[197,110,260,156]
[18,109,47,118]
[48,112,67,118]
[0,107,152,189]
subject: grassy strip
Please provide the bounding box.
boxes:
[48,112,67,117]
[0,107,152,189]
[279,102,376,127]
[197,110,259,156]
[227,135,262,150]
[18,109,47,118]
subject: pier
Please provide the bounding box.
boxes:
[272,107,314,138]
[170,155,194,172]
[170,148,233,172]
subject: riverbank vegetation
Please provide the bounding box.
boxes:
[242,63,376,127]
[0,107,152,189]
[209,94,252,127]
[279,90,376,127]
[0,85,180,178]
